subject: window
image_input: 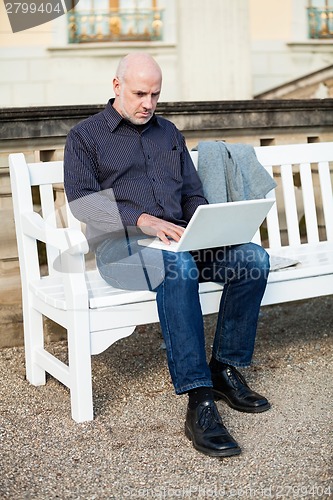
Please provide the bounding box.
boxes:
[308,0,333,38]
[68,0,164,43]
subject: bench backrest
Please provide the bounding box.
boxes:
[192,142,333,248]
[257,142,333,247]
[9,142,333,279]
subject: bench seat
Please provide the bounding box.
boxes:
[30,240,333,311]
[30,273,224,311]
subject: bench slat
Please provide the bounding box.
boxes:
[280,164,301,246]
[299,163,319,244]
[254,142,333,165]
[28,161,64,186]
[318,161,333,242]
[64,193,82,231]
[264,165,281,248]
[40,184,60,276]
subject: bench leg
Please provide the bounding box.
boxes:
[67,315,94,423]
[23,302,46,386]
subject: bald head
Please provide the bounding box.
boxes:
[112,52,162,125]
[116,52,162,84]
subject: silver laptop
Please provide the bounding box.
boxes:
[138,198,275,252]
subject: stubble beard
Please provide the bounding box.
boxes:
[118,96,152,125]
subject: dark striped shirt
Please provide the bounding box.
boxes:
[64,99,207,245]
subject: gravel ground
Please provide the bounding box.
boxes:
[0,296,332,499]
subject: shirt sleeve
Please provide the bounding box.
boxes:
[64,128,143,234]
[180,137,208,222]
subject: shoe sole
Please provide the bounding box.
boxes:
[213,390,271,413]
[185,424,241,458]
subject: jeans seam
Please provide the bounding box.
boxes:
[213,282,230,361]
[159,280,179,390]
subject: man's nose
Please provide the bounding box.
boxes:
[142,95,153,109]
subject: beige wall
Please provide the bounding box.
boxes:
[249,0,333,95]
[250,0,293,40]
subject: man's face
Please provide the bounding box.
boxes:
[113,67,161,125]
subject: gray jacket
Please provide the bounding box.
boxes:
[195,141,277,203]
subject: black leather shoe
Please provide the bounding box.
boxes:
[185,399,241,457]
[210,364,271,413]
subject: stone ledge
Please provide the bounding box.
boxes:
[1,100,333,143]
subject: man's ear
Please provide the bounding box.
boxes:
[113,77,121,96]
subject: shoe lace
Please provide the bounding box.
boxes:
[227,366,247,389]
[197,403,221,432]
[226,367,251,398]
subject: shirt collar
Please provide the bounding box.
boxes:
[102,99,124,132]
[102,98,159,133]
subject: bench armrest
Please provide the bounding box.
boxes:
[21,212,89,255]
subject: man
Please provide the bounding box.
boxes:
[64,52,271,458]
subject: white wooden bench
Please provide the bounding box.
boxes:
[9,142,333,422]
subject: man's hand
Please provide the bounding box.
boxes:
[137,213,185,245]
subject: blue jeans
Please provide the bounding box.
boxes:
[96,232,270,394]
